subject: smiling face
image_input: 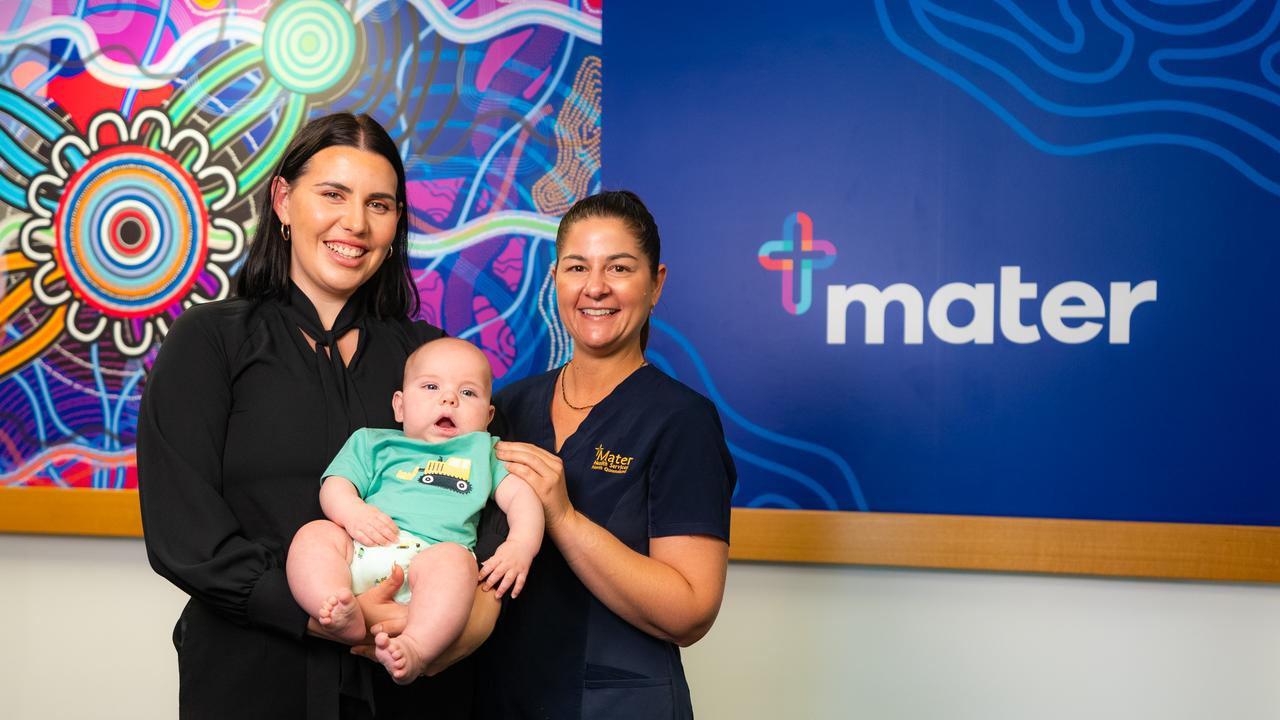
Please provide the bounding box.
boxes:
[555,216,667,359]
[393,339,496,444]
[273,145,401,312]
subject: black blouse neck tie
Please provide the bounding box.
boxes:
[282,282,372,460]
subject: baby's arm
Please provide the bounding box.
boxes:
[319,475,400,546]
[479,475,544,598]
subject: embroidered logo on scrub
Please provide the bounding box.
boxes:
[395,456,473,494]
[591,445,634,474]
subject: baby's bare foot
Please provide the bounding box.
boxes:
[318,588,365,643]
[374,631,429,685]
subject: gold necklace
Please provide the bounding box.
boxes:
[559,360,646,411]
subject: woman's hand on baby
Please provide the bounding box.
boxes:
[494,441,573,529]
[350,564,409,660]
[342,504,399,546]
[478,539,537,599]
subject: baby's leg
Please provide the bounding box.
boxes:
[287,519,365,644]
[374,542,476,684]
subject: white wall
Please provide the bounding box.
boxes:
[0,535,185,720]
[2,534,1277,720]
[684,562,1280,720]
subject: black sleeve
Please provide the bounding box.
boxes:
[648,399,736,542]
[474,403,511,563]
[137,308,307,638]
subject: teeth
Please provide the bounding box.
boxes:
[325,242,366,259]
[582,308,616,316]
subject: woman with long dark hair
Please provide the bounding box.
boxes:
[139,113,499,719]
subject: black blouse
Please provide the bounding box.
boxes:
[137,288,479,720]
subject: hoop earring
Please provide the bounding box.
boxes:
[281,223,291,242]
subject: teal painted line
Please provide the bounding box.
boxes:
[0,86,66,140]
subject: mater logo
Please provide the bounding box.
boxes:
[757,212,837,316]
[760,212,1158,345]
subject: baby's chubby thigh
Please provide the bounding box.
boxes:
[350,530,433,604]
[405,541,479,598]
[290,518,358,566]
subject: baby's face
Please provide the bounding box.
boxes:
[393,339,495,444]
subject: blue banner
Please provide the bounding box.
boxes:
[602,1,1280,526]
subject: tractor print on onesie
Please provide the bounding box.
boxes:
[396,456,473,494]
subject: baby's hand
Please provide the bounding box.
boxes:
[478,540,537,599]
[344,505,399,546]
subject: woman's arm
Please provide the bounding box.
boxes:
[138,307,308,637]
[554,512,727,646]
[496,442,729,646]
[422,585,502,675]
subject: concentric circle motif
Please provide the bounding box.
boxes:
[52,146,209,319]
[262,0,356,95]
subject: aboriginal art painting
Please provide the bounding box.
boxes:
[0,0,601,494]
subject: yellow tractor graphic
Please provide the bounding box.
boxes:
[395,456,473,494]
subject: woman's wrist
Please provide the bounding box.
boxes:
[547,506,587,545]
[546,502,573,530]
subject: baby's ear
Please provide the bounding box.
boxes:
[487,404,495,425]
[392,390,405,422]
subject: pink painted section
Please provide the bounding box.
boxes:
[415,270,445,328]
[407,178,466,230]
[11,61,47,97]
[457,0,505,20]
[476,29,532,93]
[0,3,52,29]
[491,237,525,292]
[43,1,273,69]
[82,8,172,65]
[472,295,516,380]
[523,66,552,101]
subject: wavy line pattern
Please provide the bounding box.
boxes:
[877,0,1280,197]
[356,0,602,44]
[0,444,135,486]
[408,210,558,257]
[649,318,868,512]
[0,15,264,89]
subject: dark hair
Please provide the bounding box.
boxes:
[556,190,662,349]
[235,112,418,318]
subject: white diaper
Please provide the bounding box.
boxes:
[350,530,431,604]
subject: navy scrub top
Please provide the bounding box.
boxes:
[475,364,736,719]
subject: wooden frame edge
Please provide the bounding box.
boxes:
[3,491,1277,583]
[729,508,1280,583]
[0,487,141,537]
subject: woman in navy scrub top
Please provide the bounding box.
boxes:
[476,191,736,719]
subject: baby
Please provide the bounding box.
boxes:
[286,337,543,682]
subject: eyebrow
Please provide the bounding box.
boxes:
[409,371,491,387]
[561,253,640,262]
[312,181,398,203]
